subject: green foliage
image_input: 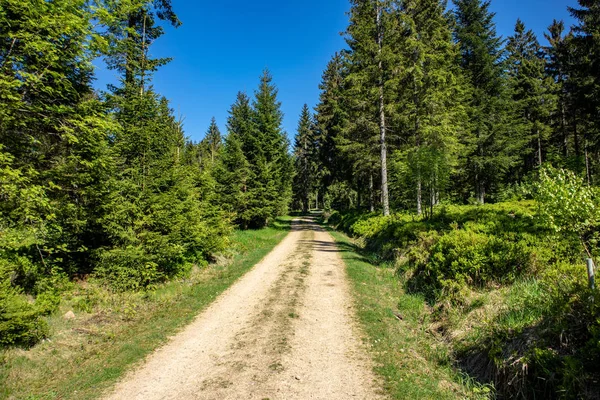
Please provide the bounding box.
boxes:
[292,104,319,212]
[535,165,599,259]
[220,72,292,229]
[329,200,600,397]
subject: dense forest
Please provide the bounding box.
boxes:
[289,0,600,397]
[293,0,600,216]
[0,0,291,346]
[2,0,600,397]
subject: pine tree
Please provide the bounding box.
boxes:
[452,0,509,203]
[397,0,466,216]
[344,0,399,215]
[293,105,316,212]
[506,20,555,178]
[252,70,293,221]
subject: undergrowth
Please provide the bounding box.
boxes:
[327,203,600,399]
[0,217,291,400]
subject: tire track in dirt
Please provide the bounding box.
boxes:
[102,218,383,400]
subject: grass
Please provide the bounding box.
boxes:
[327,228,492,400]
[0,217,292,400]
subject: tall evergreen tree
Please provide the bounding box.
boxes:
[201,117,223,165]
[452,0,508,203]
[252,70,293,220]
[293,105,317,212]
[544,20,577,163]
[397,0,466,216]
[218,92,256,228]
[315,53,349,191]
[569,0,600,182]
[0,0,113,277]
[344,0,397,216]
[97,0,180,93]
[506,20,555,177]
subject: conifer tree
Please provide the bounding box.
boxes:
[315,53,349,192]
[569,0,600,181]
[544,20,577,162]
[218,92,256,228]
[252,70,293,221]
[0,0,113,277]
[398,0,466,216]
[217,131,252,228]
[201,117,223,165]
[344,0,396,215]
[293,105,317,212]
[452,0,509,203]
[506,20,555,177]
[96,0,181,93]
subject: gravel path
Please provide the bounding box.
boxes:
[103,218,383,400]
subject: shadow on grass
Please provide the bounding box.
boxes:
[315,224,385,266]
[270,217,293,231]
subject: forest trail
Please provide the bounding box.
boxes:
[102,218,383,400]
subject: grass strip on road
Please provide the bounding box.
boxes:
[0,217,292,400]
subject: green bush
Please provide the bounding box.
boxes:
[0,283,51,348]
[329,199,600,397]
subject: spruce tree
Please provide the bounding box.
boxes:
[398,0,466,216]
[569,0,600,181]
[344,0,396,216]
[217,131,252,228]
[201,117,223,165]
[293,105,316,213]
[252,70,293,222]
[0,0,113,277]
[315,53,349,192]
[506,20,555,177]
[452,0,508,203]
[544,20,576,163]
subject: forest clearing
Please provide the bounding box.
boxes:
[2,0,600,398]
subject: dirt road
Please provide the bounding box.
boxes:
[103,218,383,400]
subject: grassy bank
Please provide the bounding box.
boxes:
[327,203,600,399]
[329,229,489,399]
[0,217,292,400]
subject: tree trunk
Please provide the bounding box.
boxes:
[376,3,390,217]
[537,129,543,166]
[126,14,136,87]
[369,173,375,213]
[561,102,568,158]
[585,141,591,186]
[416,178,422,216]
[574,117,581,158]
[140,14,147,96]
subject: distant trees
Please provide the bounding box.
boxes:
[292,105,319,212]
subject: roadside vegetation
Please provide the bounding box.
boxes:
[0,218,291,400]
[327,186,600,398]
[1,0,292,352]
[329,228,493,399]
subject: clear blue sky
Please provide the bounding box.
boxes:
[93,0,579,143]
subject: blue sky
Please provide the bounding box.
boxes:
[93,0,579,142]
